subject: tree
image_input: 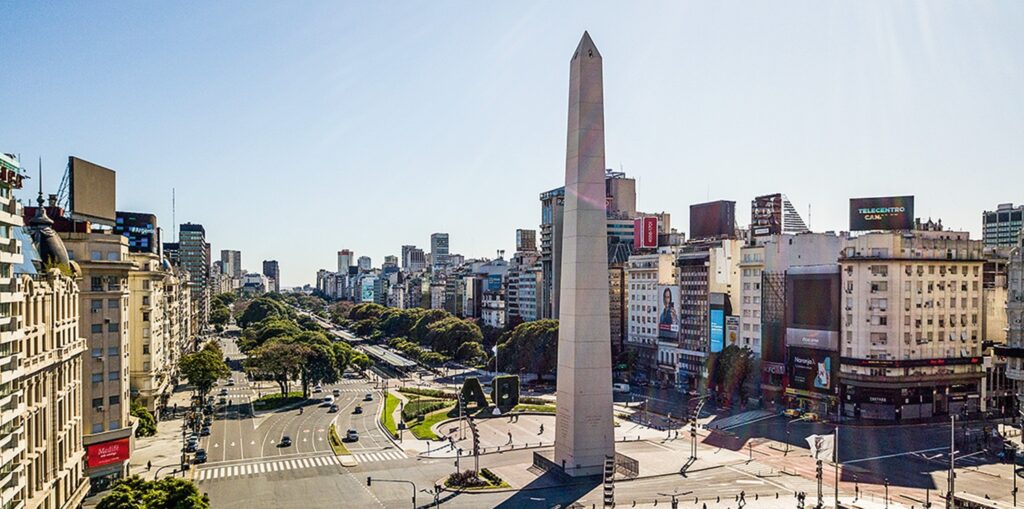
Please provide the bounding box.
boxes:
[236,297,287,328]
[239,318,301,352]
[380,308,425,338]
[348,302,386,321]
[425,317,483,358]
[711,345,754,406]
[97,476,209,509]
[179,347,229,397]
[213,292,237,306]
[209,306,230,326]
[246,340,308,395]
[131,400,156,438]
[410,309,450,343]
[456,341,486,364]
[499,320,558,379]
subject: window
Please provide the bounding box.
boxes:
[108,371,118,381]
[142,296,150,306]
[108,322,119,332]
[108,395,120,405]
[109,420,120,430]
[90,324,102,334]
[106,251,119,261]
[90,299,102,311]
[90,251,102,261]
[91,373,103,383]
[108,346,119,357]
[142,344,150,354]
[92,398,103,408]
[91,423,104,434]
[91,348,102,358]
[91,277,103,292]
[107,299,118,309]
[143,362,150,371]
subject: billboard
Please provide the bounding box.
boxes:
[657,285,680,341]
[114,211,157,253]
[849,196,914,231]
[633,216,659,249]
[69,156,117,225]
[86,438,130,468]
[751,193,783,237]
[709,308,725,353]
[786,268,840,332]
[788,347,836,395]
[726,315,740,348]
[689,200,735,240]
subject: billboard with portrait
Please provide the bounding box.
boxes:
[657,285,680,341]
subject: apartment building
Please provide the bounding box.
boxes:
[127,252,169,413]
[839,229,985,420]
[1002,232,1024,395]
[624,252,676,383]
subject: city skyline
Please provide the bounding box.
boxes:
[3,2,1023,286]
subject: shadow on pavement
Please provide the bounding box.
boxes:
[493,470,599,509]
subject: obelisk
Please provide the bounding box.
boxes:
[554,31,615,477]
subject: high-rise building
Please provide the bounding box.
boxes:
[516,229,537,252]
[405,247,426,272]
[263,260,280,293]
[839,229,985,420]
[383,255,399,270]
[128,251,171,413]
[430,233,450,272]
[220,249,241,277]
[60,230,134,493]
[180,223,211,328]
[983,203,1024,248]
[624,252,677,382]
[2,153,90,509]
[337,250,353,273]
[357,256,372,272]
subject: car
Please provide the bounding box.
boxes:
[332,388,341,397]
[783,409,802,418]
[353,406,363,414]
[313,384,323,393]
[345,429,359,442]
[200,426,210,436]
[323,395,335,406]
[363,393,373,402]
[279,436,292,447]
[328,404,338,413]
[226,379,236,386]
[612,383,630,393]
[218,388,228,396]
[184,442,198,453]
[802,412,819,422]
[193,449,207,464]
[203,416,212,426]
[203,404,213,414]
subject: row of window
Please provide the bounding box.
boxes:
[91,395,120,407]
[90,347,120,358]
[89,371,120,383]
[90,421,121,434]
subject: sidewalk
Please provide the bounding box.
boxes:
[129,385,196,481]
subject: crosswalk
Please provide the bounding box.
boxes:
[352,450,406,463]
[196,455,342,482]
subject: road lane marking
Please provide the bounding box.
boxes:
[842,446,948,465]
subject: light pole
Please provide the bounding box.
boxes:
[785,415,812,456]
[367,477,417,509]
[947,414,955,509]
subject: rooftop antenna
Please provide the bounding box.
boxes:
[172,187,176,243]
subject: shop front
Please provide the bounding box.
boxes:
[86,437,131,495]
[842,382,980,421]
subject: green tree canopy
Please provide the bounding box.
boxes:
[179,344,230,397]
[348,302,386,321]
[410,309,450,343]
[97,475,209,509]
[498,320,558,378]
[130,400,156,438]
[425,317,483,358]
[236,297,288,328]
[245,340,308,396]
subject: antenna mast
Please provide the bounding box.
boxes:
[172,188,177,243]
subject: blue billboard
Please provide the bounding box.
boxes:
[709,309,725,353]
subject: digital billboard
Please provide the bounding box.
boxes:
[114,211,157,253]
[849,196,914,231]
[709,308,725,353]
[788,347,836,395]
[726,315,740,348]
[633,216,658,249]
[689,200,735,240]
[86,438,130,468]
[786,268,839,331]
[69,156,117,225]
[657,285,680,341]
[751,193,783,237]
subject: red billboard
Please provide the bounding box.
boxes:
[87,438,130,468]
[633,216,658,249]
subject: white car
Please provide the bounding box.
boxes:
[313,384,323,393]
[323,395,334,405]
[345,429,359,442]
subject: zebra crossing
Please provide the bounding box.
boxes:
[196,455,341,482]
[352,450,406,463]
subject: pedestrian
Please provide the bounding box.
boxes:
[507,431,513,445]
[539,423,544,435]
[147,461,152,471]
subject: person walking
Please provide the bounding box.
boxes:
[147,461,152,471]
[539,423,544,435]
[507,431,513,445]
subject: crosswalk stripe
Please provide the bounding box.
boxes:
[287,460,297,469]
[217,467,226,478]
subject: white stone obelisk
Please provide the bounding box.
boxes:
[553,31,615,477]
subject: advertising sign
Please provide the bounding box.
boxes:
[69,156,117,225]
[726,315,740,347]
[788,347,836,395]
[657,285,680,341]
[751,193,783,237]
[633,216,659,249]
[86,438,130,468]
[709,309,725,353]
[849,196,914,231]
[785,328,840,351]
[690,200,735,240]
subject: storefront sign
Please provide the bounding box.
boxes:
[840,356,982,369]
[87,438,130,468]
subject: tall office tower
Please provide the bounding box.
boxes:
[983,203,1024,248]
[337,249,354,273]
[405,247,426,272]
[263,260,280,293]
[180,223,211,327]
[430,233,450,272]
[220,249,241,277]
[516,229,537,252]
[553,32,615,476]
[357,256,372,272]
[401,245,415,269]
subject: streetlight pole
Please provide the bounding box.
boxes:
[367,477,416,509]
[947,414,955,509]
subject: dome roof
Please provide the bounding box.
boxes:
[27,192,71,271]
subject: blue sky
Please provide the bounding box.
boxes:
[2,2,1022,286]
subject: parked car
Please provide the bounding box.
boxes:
[363,393,373,402]
[200,426,210,436]
[612,383,630,393]
[226,379,236,386]
[280,436,292,447]
[313,384,323,393]
[203,416,212,426]
[218,388,228,396]
[193,449,207,464]
[345,429,359,442]
[353,406,363,414]
[328,404,338,413]
[802,412,819,422]
[783,408,802,418]
[184,442,198,453]
[332,388,341,397]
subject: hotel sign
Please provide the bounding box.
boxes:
[0,161,23,189]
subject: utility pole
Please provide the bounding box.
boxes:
[947,414,955,509]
